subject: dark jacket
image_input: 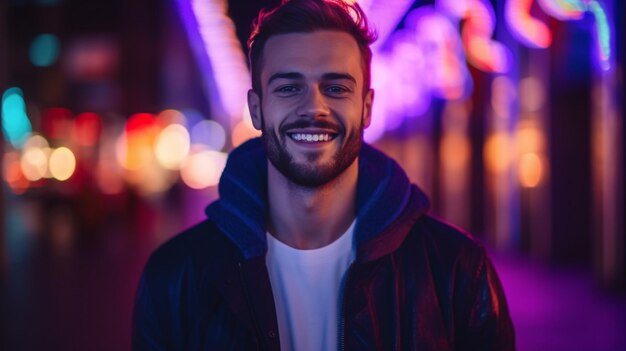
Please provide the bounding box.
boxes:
[133,138,515,350]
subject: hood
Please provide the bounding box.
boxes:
[205,137,430,262]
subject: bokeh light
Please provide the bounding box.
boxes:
[2,87,33,148]
[24,133,50,149]
[73,112,102,146]
[4,151,30,194]
[190,119,226,150]
[119,113,159,171]
[49,147,76,181]
[516,122,545,154]
[180,108,205,127]
[518,152,544,187]
[29,33,61,67]
[441,132,471,173]
[491,76,517,118]
[21,147,49,181]
[157,109,187,126]
[484,132,512,173]
[154,123,190,170]
[519,77,546,112]
[180,150,227,189]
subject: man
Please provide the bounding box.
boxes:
[133,0,515,350]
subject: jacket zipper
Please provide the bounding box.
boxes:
[338,263,355,351]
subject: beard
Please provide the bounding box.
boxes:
[260,114,364,188]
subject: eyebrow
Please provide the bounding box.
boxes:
[267,72,357,85]
[267,72,304,85]
[321,73,356,84]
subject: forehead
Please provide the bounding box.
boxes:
[261,30,364,84]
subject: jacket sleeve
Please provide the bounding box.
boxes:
[455,247,516,351]
[132,252,175,351]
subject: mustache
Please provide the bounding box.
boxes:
[279,119,344,134]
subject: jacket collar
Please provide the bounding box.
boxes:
[205,137,430,262]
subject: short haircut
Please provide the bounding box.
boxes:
[247,0,377,96]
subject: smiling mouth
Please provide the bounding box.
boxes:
[288,133,336,143]
[288,133,336,142]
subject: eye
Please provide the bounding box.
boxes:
[274,85,301,96]
[324,85,351,96]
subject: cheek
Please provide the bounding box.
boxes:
[261,98,294,123]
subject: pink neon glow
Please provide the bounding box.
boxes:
[358,0,414,47]
[436,0,511,73]
[461,0,511,73]
[505,0,553,48]
[364,6,472,142]
[408,8,470,99]
[436,0,471,18]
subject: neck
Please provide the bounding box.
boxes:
[267,160,358,250]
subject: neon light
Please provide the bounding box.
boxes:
[358,0,414,48]
[588,0,611,71]
[505,0,553,48]
[365,5,474,142]
[177,0,250,127]
[410,10,470,99]
[507,0,612,70]
[537,0,586,20]
[437,0,511,73]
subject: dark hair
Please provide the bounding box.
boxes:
[248,0,377,96]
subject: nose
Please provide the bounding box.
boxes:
[296,87,330,118]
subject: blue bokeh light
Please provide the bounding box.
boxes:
[29,33,60,67]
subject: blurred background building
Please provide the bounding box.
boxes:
[1,0,624,350]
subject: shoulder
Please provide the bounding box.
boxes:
[141,219,239,286]
[413,215,486,256]
[400,214,490,277]
[133,220,241,346]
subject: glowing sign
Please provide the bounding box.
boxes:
[437,0,511,73]
[507,0,612,70]
[537,0,586,20]
[587,0,611,70]
[506,0,552,48]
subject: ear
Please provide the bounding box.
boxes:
[362,89,374,129]
[247,89,263,131]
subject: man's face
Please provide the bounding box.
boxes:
[248,30,373,187]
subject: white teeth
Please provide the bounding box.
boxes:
[290,133,332,142]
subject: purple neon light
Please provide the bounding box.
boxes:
[177,0,250,127]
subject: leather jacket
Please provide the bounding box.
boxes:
[133,138,515,350]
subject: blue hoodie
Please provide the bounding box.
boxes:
[205,137,430,261]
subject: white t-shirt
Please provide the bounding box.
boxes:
[266,220,356,351]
